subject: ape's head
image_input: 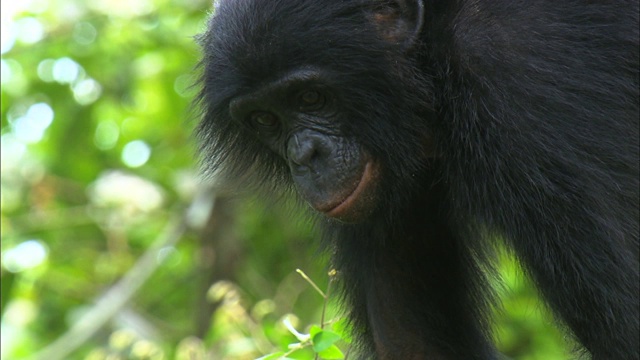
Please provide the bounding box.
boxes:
[197,0,435,222]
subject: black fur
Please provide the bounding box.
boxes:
[196,1,639,359]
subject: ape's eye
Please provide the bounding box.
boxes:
[299,90,325,110]
[249,111,278,127]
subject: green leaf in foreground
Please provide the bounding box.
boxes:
[317,344,344,359]
[311,327,342,352]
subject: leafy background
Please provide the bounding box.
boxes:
[2,0,572,359]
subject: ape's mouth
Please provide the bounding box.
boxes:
[321,160,378,222]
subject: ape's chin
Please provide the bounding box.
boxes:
[320,161,379,223]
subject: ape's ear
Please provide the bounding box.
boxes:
[368,0,425,49]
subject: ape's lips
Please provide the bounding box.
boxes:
[319,161,378,221]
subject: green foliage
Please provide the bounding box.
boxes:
[2,1,570,359]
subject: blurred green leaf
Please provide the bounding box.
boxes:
[1,271,17,316]
[317,345,344,360]
[310,327,341,352]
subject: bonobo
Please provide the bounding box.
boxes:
[195,0,639,359]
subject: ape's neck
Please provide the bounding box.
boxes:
[327,188,497,359]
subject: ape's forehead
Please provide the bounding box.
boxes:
[204,0,386,83]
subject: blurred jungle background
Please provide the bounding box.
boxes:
[2,1,572,359]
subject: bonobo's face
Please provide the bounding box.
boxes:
[227,67,380,222]
[198,0,430,223]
